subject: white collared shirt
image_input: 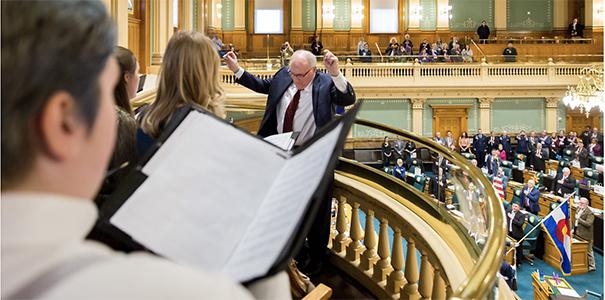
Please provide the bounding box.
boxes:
[235,67,348,145]
[1,192,253,299]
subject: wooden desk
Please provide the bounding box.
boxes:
[538,193,576,222]
[545,160,559,175]
[532,272,580,299]
[589,190,603,210]
[543,234,589,275]
[571,166,584,182]
[523,170,540,184]
[505,181,524,203]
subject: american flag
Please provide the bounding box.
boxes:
[492,176,505,201]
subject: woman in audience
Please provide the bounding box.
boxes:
[462,44,474,63]
[382,136,393,168]
[114,46,140,115]
[589,137,603,157]
[459,131,471,153]
[139,31,225,150]
[533,142,547,172]
[498,144,507,161]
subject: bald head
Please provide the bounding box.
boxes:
[563,167,570,175]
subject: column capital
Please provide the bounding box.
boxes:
[411,98,426,109]
[479,97,494,108]
[545,97,560,108]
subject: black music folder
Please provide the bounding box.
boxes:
[99,102,360,284]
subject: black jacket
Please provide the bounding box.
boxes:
[508,211,525,240]
[555,174,576,196]
[477,25,490,39]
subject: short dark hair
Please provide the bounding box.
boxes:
[1,1,116,188]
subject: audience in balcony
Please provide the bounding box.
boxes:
[393,158,406,180]
[502,42,518,62]
[568,17,585,38]
[459,131,471,153]
[462,44,474,62]
[448,36,460,54]
[382,136,393,168]
[212,33,225,57]
[477,20,491,43]
[359,42,372,63]
[386,37,401,57]
[419,39,430,53]
[393,138,405,160]
[280,41,294,66]
[356,36,366,54]
[418,48,433,63]
[402,34,413,54]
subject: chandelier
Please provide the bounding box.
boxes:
[562,66,604,117]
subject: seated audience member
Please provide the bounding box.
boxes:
[445,130,456,151]
[448,36,459,54]
[507,203,525,267]
[574,139,590,168]
[502,42,517,62]
[532,142,547,172]
[359,42,372,63]
[211,33,225,56]
[1,2,253,299]
[139,31,227,152]
[393,158,406,180]
[554,167,576,196]
[419,39,430,53]
[381,136,393,168]
[461,44,474,62]
[450,44,463,62]
[520,180,540,214]
[418,48,432,63]
[356,36,366,54]
[574,197,596,271]
[386,37,401,57]
[431,167,447,203]
[402,34,413,54]
[280,41,294,66]
[568,18,584,38]
[459,131,471,153]
[589,137,603,157]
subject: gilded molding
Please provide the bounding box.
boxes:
[479,97,494,108]
[411,98,426,109]
[545,97,561,108]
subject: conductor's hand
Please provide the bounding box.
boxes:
[323,49,340,76]
[224,51,240,73]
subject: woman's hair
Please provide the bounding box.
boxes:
[461,131,468,138]
[141,31,225,138]
[114,46,137,114]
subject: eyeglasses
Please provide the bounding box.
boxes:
[288,67,314,79]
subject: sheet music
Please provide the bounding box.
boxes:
[225,124,343,281]
[110,110,345,282]
[263,132,296,151]
[111,112,286,272]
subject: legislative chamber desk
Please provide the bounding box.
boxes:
[543,235,589,275]
[532,272,580,299]
[538,193,576,221]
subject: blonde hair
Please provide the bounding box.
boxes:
[141,31,225,138]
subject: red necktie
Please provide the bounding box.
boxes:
[282,90,301,133]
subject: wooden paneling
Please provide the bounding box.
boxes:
[566,108,603,134]
[431,106,469,141]
[128,17,141,62]
[127,0,148,73]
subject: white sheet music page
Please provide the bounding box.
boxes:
[111,111,286,272]
[225,124,343,281]
[263,132,295,151]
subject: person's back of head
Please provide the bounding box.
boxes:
[141,31,225,138]
[114,46,139,114]
[2,0,117,197]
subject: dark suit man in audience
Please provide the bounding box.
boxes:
[431,167,447,203]
[1,1,252,298]
[477,20,490,43]
[433,131,445,146]
[487,131,499,151]
[473,129,488,168]
[520,180,540,215]
[574,197,595,271]
[568,18,584,38]
[500,131,512,160]
[555,167,576,196]
[503,42,518,62]
[507,203,526,267]
[516,130,530,164]
[486,148,499,176]
[581,125,592,146]
[225,48,356,274]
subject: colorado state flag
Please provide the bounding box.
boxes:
[542,200,572,275]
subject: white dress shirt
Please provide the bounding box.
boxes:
[235,67,348,145]
[1,192,255,299]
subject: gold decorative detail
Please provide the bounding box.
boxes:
[562,66,604,117]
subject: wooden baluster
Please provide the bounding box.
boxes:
[360,209,379,273]
[418,251,434,300]
[372,218,393,282]
[431,267,446,300]
[345,202,364,264]
[333,195,351,255]
[402,238,420,299]
[386,227,405,295]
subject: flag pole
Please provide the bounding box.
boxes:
[505,191,576,255]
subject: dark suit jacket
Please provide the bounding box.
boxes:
[508,211,525,240]
[555,174,576,196]
[520,186,540,214]
[236,67,356,138]
[575,147,590,168]
[430,174,447,202]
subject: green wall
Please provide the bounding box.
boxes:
[301,0,316,31]
[419,0,438,31]
[449,0,494,32]
[221,0,235,31]
[507,0,553,31]
[558,101,567,131]
[423,99,479,136]
[491,98,545,133]
[352,99,411,137]
[333,0,351,31]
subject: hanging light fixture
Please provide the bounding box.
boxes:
[562,66,604,118]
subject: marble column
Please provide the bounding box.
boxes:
[479,97,493,131]
[545,97,560,133]
[411,98,425,135]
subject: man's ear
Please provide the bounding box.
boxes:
[37,91,85,161]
